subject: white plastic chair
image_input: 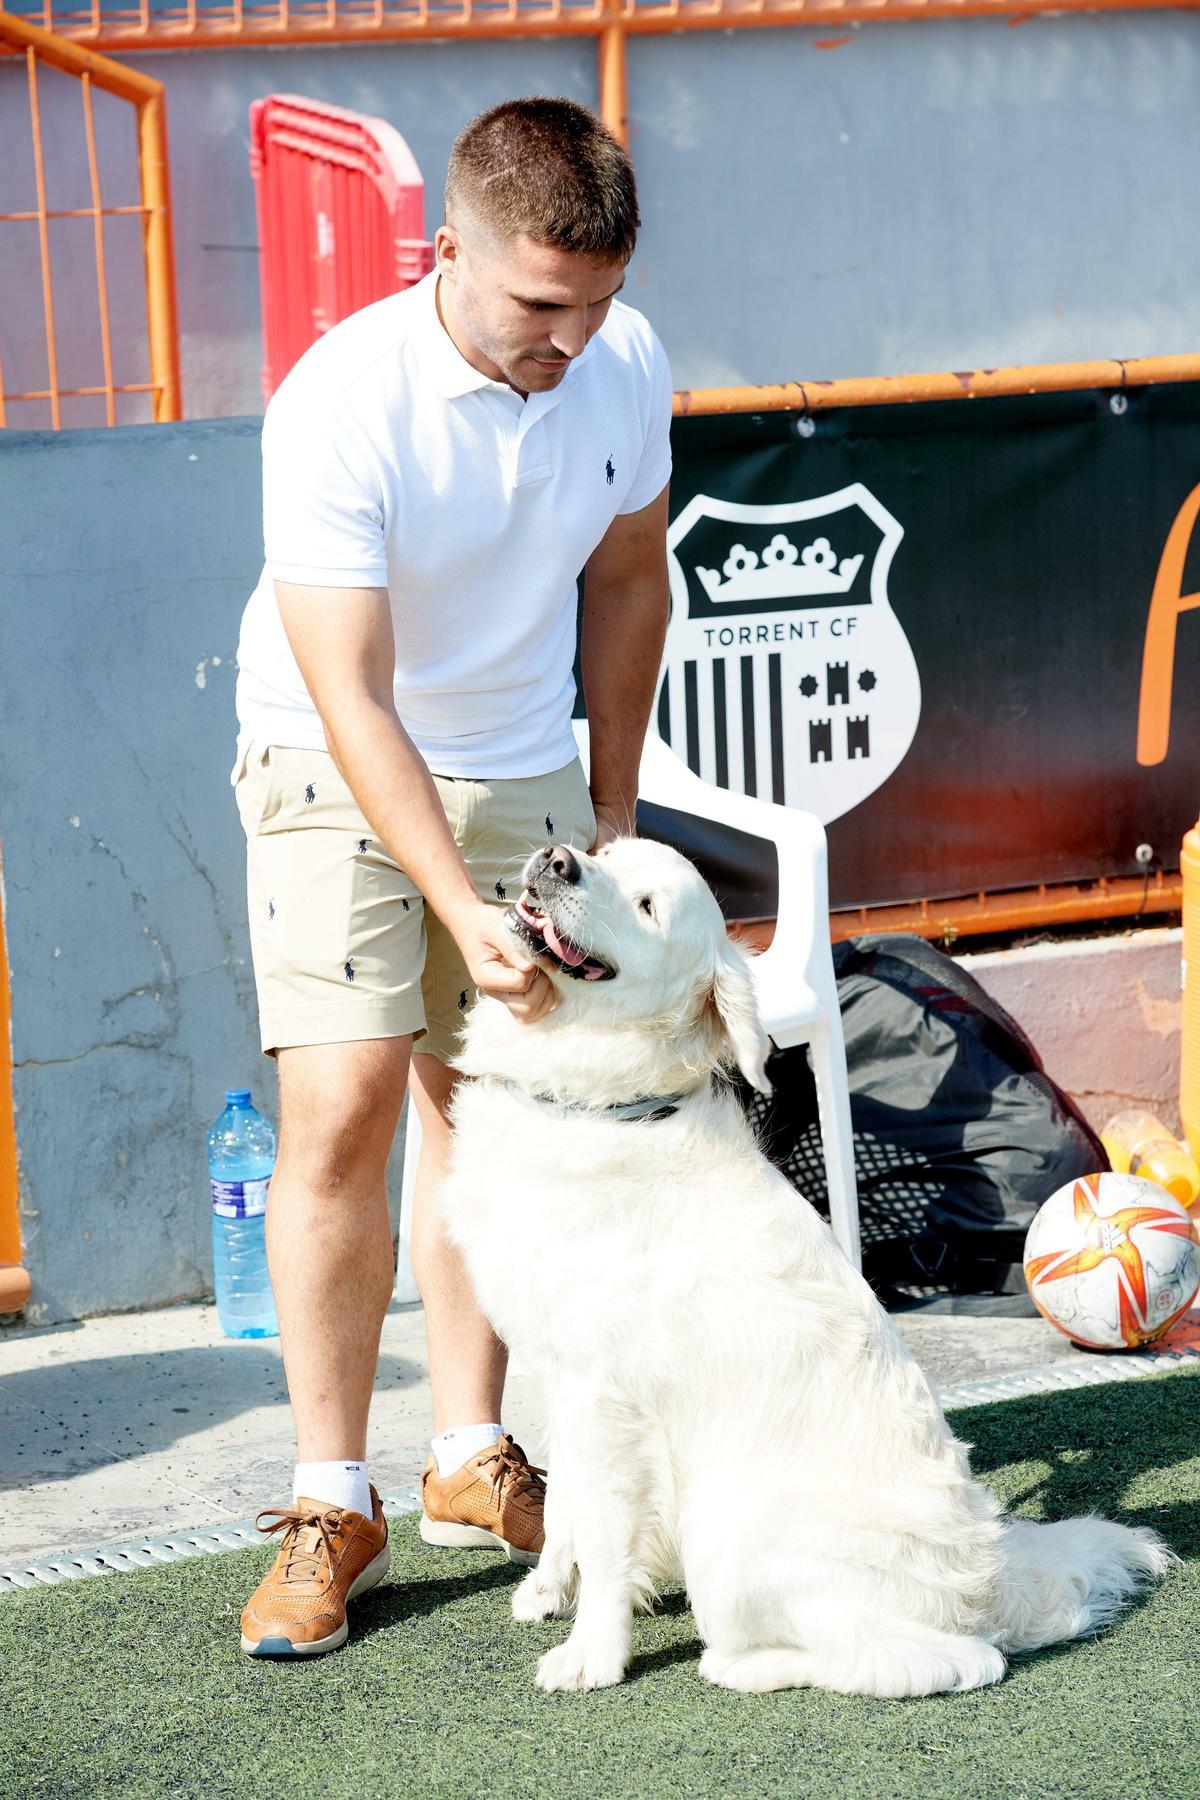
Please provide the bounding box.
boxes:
[395,721,861,1302]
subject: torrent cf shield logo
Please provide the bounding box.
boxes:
[657,484,921,824]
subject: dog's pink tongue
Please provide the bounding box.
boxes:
[542,918,586,968]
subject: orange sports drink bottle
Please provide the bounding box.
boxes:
[1101,1109,1200,1211]
[1183,820,1200,1180]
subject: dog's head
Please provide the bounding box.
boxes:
[458,837,771,1102]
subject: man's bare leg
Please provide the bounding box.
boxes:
[408,1050,508,1434]
[267,1037,411,1461]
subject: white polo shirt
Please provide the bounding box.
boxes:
[232,269,672,782]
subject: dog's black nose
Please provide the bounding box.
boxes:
[535,843,581,885]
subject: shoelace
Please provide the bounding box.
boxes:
[482,1434,547,1504]
[255,1502,346,1584]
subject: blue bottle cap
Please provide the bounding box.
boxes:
[225,1088,253,1107]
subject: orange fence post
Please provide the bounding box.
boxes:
[81,70,119,425]
[137,88,182,421]
[0,843,30,1315]
[597,11,628,148]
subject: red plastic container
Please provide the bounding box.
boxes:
[249,94,435,402]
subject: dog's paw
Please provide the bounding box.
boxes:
[536,1636,627,1693]
[513,1569,573,1623]
[699,1646,815,1692]
[698,1648,734,1686]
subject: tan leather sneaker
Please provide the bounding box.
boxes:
[420,1433,545,1566]
[239,1487,391,1658]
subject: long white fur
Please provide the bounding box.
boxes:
[440,838,1176,1696]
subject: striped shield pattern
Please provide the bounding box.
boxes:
[656,484,922,825]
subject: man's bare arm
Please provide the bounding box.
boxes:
[580,483,670,844]
[274,580,556,1020]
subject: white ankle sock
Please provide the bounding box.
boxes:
[293,1459,373,1518]
[431,1422,503,1478]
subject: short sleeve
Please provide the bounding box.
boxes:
[617,327,673,517]
[261,393,390,589]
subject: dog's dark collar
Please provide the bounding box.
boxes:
[495,1080,695,1123]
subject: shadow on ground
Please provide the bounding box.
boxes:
[0,1346,423,1484]
[953,1375,1200,1557]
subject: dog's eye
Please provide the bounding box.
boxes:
[639,896,654,917]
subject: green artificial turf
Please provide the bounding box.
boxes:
[6,1370,1200,1800]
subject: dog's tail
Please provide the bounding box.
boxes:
[989,1515,1176,1653]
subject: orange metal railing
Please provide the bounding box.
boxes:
[0,11,181,428]
[672,355,1200,417]
[731,874,1185,953]
[8,0,1200,56]
[3,0,1197,178]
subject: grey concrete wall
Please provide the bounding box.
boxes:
[1,18,1198,425]
[0,420,405,1324]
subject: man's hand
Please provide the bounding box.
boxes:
[455,902,560,1025]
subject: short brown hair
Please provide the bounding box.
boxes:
[445,98,639,263]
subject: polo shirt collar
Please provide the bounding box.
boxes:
[420,270,599,403]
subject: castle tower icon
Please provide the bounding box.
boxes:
[847,716,871,760]
[809,719,833,763]
[656,484,921,824]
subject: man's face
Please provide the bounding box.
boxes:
[435,220,626,396]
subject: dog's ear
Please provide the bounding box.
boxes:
[707,941,772,1094]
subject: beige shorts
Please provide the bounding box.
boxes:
[235,744,596,1062]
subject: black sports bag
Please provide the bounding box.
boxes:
[739,933,1108,1316]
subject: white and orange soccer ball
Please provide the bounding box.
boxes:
[1023,1171,1200,1351]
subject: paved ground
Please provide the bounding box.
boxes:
[0,1295,1138,1566]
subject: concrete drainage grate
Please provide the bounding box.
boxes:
[0,1487,422,1593]
[937,1339,1200,1410]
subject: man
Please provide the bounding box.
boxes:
[231,97,671,1656]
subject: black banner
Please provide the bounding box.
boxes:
[657,383,1200,912]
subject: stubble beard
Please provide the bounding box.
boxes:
[458,294,568,393]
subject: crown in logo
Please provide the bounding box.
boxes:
[695,533,864,605]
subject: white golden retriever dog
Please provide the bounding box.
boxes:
[440,837,1173,1697]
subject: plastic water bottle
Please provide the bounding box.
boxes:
[1100,1107,1200,1211]
[207,1089,279,1338]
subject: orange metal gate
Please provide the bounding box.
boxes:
[0,10,180,428]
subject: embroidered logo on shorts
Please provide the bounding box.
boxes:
[357,838,368,854]
[304,784,316,805]
[606,454,615,487]
[267,899,275,922]
[344,960,355,983]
